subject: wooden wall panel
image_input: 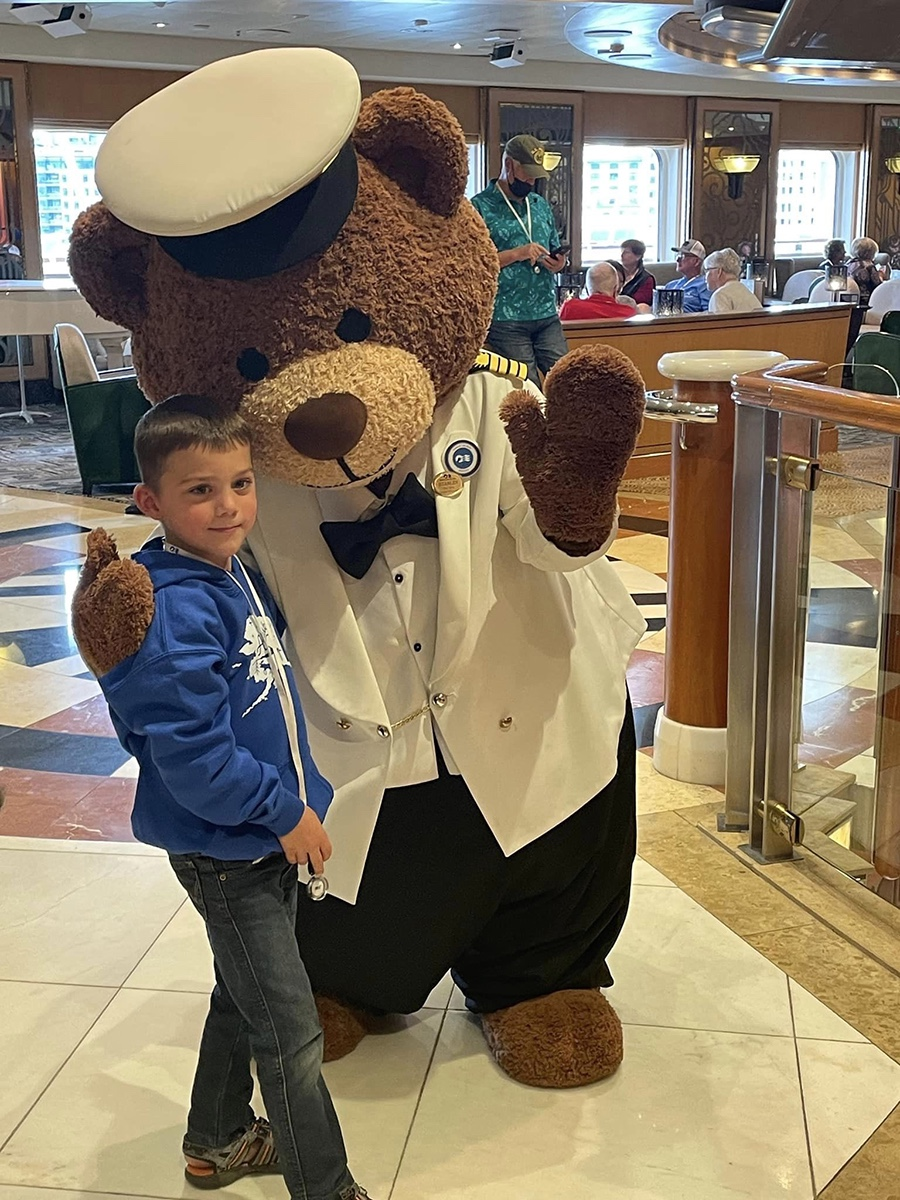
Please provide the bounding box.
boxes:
[583,91,688,143]
[780,101,866,148]
[27,63,185,126]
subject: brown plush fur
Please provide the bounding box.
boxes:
[68,83,648,1085]
[315,994,376,1062]
[69,95,499,491]
[481,990,624,1088]
[500,344,646,554]
[72,529,155,676]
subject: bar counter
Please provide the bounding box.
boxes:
[562,301,853,477]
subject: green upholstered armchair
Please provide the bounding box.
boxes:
[851,330,900,397]
[53,323,150,495]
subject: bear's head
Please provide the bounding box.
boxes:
[69,80,498,491]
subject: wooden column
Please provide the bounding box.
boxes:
[664,378,736,729]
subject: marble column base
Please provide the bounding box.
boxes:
[653,710,727,786]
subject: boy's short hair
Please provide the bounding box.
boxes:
[135,394,252,488]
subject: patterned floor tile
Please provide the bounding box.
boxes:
[832,558,885,589]
[29,694,117,738]
[627,649,666,710]
[0,660,99,727]
[0,624,80,667]
[798,686,877,768]
[633,702,662,750]
[0,768,106,837]
[0,726,129,775]
[0,523,88,547]
[807,586,879,649]
[50,778,137,843]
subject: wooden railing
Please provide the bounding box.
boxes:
[733,359,900,434]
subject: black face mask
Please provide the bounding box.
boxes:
[509,177,534,199]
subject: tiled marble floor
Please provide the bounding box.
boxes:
[1,485,899,1199]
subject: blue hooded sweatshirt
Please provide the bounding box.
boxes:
[98,537,332,860]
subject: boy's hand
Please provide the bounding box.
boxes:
[278,806,333,875]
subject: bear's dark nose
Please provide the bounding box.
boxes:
[283,393,368,460]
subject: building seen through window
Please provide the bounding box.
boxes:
[774,150,837,256]
[33,127,105,277]
[581,144,659,264]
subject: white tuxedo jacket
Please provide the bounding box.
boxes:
[248,370,646,902]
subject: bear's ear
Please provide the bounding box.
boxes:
[69,202,151,332]
[353,87,468,218]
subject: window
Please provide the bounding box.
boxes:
[465,140,484,201]
[774,149,859,256]
[581,142,683,266]
[33,127,106,277]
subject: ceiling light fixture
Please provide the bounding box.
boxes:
[154,21,166,27]
[609,53,652,60]
[452,42,462,49]
[583,28,632,38]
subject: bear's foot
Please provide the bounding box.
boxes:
[315,994,375,1062]
[480,989,623,1088]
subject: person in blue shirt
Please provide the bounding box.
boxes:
[665,239,712,313]
[77,394,371,1200]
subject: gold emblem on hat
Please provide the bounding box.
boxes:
[432,471,464,499]
[530,146,561,171]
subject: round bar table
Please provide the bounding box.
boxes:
[652,349,787,785]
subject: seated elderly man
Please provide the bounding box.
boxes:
[664,239,711,313]
[559,261,638,321]
[704,247,763,314]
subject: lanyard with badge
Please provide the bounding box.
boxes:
[497,183,542,274]
[162,539,329,901]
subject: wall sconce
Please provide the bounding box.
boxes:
[710,148,761,199]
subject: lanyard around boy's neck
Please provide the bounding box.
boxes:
[496,182,542,274]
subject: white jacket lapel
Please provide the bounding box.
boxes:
[249,473,388,726]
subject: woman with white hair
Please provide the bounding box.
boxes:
[847,237,882,305]
[703,247,763,314]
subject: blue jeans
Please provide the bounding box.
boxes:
[169,852,355,1200]
[486,316,569,384]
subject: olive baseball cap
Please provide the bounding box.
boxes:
[503,134,561,178]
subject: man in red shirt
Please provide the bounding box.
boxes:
[559,262,639,321]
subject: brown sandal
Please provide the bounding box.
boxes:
[183,1117,280,1189]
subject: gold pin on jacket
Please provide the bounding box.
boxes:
[432,471,464,499]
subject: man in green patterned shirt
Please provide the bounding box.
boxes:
[471,135,570,383]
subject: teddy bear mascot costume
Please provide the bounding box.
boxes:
[69,47,648,1089]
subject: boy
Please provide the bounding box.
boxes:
[81,394,371,1200]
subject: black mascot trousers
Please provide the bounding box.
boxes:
[297,699,636,1015]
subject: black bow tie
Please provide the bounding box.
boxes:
[320,473,439,579]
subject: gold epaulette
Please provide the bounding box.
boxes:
[469,350,529,381]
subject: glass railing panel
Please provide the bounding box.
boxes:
[793,459,892,883]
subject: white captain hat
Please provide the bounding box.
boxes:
[95,47,361,280]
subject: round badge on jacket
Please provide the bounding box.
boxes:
[443,439,481,479]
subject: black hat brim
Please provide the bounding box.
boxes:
[157,139,359,281]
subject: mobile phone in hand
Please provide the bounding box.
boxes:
[549,244,571,257]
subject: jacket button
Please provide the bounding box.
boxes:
[337,719,351,730]
[377,725,391,738]
[432,693,447,708]
[499,716,513,730]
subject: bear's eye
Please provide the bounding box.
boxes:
[335,309,372,344]
[237,348,270,382]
